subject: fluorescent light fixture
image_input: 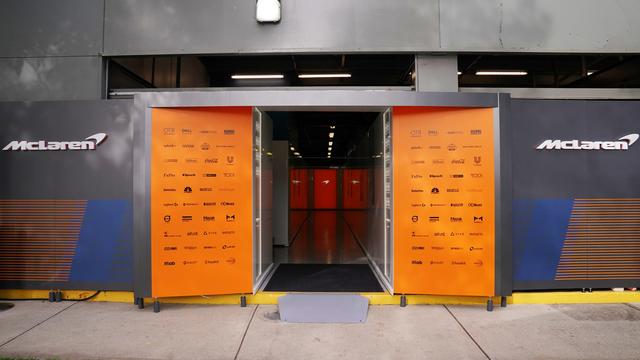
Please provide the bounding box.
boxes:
[457,71,462,75]
[298,74,351,79]
[330,126,336,129]
[231,74,284,80]
[293,152,300,156]
[256,0,281,22]
[329,132,335,138]
[475,71,528,76]
[328,141,333,146]
[587,70,596,76]
[290,146,295,151]
[328,147,332,151]
[327,156,331,158]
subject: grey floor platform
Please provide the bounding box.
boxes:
[1,301,640,360]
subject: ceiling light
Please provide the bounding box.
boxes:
[290,147,295,151]
[330,126,336,129]
[328,141,333,146]
[293,152,300,156]
[298,74,351,79]
[256,0,281,23]
[329,132,335,138]
[457,71,462,75]
[327,156,331,158]
[587,70,596,76]
[328,147,332,151]
[231,74,284,80]
[475,71,528,76]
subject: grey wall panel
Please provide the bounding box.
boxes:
[441,0,640,53]
[0,57,103,101]
[0,0,104,57]
[104,0,439,55]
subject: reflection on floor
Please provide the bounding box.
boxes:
[274,210,368,265]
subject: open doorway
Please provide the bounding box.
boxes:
[262,111,391,292]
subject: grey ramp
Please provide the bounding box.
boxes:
[279,294,369,323]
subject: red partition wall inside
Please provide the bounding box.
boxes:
[313,169,337,209]
[289,168,309,209]
[342,168,369,209]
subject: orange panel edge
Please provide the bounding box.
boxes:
[150,107,253,298]
[393,106,496,297]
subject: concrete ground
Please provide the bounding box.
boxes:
[1,301,640,360]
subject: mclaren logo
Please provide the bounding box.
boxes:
[536,134,638,151]
[2,133,108,151]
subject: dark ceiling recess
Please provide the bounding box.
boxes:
[268,111,377,168]
[458,54,640,88]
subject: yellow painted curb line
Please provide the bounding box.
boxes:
[1,289,638,305]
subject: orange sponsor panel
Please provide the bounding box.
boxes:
[393,107,496,296]
[151,107,253,298]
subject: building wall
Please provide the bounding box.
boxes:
[2,0,640,100]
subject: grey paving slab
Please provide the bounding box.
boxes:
[279,294,369,323]
[0,300,75,346]
[237,305,486,360]
[0,302,255,360]
[449,303,640,360]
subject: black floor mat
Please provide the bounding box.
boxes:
[264,264,384,292]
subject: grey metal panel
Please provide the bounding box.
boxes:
[461,88,640,100]
[272,141,289,246]
[415,55,458,92]
[495,93,513,296]
[0,0,104,57]
[440,0,640,53]
[104,0,439,55]
[0,57,103,101]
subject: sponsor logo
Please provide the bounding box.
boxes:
[203,216,215,222]
[201,143,210,150]
[430,203,446,207]
[163,231,181,238]
[430,260,444,265]
[226,155,235,164]
[470,129,482,135]
[184,246,197,250]
[181,128,192,135]
[222,230,235,235]
[200,187,213,192]
[468,202,483,207]
[446,188,459,193]
[411,160,425,164]
[411,174,423,179]
[3,133,108,151]
[447,144,457,151]
[183,260,197,265]
[412,246,425,250]
[163,188,176,192]
[223,172,235,177]
[226,214,236,222]
[163,202,178,207]
[222,244,236,250]
[411,189,424,193]
[428,129,438,136]
[450,217,463,222]
[163,173,175,178]
[181,215,192,222]
[203,202,217,206]
[450,246,463,250]
[432,159,444,164]
[431,187,440,194]
[200,130,217,134]
[473,156,482,165]
[163,128,175,135]
[185,158,197,163]
[163,261,175,266]
[469,232,483,236]
[205,260,220,264]
[216,144,235,148]
[411,260,423,265]
[452,261,466,265]
[221,201,235,206]
[470,246,484,251]
[205,158,219,164]
[431,246,444,250]
[224,129,235,135]
[182,144,195,149]
[536,134,639,150]
[182,173,196,177]
[411,203,426,207]
[450,174,464,179]
[186,231,198,236]
[163,215,171,223]
[470,173,483,178]
[451,159,465,165]
[450,203,463,207]
[410,146,423,150]
[184,186,193,193]
[428,145,441,150]
[182,202,199,206]
[410,129,422,137]
[451,232,464,236]
[429,174,443,178]
[447,130,463,135]
[411,215,419,223]
[203,173,217,178]
[434,232,445,237]
[474,260,484,266]
[463,145,482,149]
[226,257,236,265]
[164,158,178,163]
[474,216,484,223]
[429,216,439,222]
[163,246,177,251]
[163,144,176,148]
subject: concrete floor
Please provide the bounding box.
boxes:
[1,301,640,360]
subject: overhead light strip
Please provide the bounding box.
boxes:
[298,74,351,79]
[231,74,284,79]
[475,71,528,76]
